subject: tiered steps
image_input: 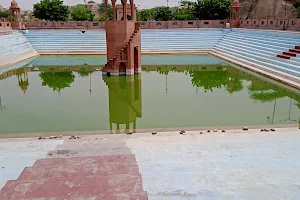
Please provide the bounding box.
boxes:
[0,32,36,60]
[214,30,300,82]
[0,155,148,200]
[141,29,224,52]
[25,30,107,54]
[0,31,38,67]
[24,29,225,54]
[278,46,300,60]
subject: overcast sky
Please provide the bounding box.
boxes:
[1,0,196,10]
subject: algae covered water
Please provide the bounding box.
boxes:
[0,55,299,134]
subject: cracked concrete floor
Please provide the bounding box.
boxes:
[127,129,300,200]
[1,128,300,200]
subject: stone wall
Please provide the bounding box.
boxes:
[239,19,300,31]
[25,21,105,30]
[24,19,300,31]
[0,21,12,32]
[24,20,227,29]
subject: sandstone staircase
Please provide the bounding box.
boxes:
[102,23,140,73]
[277,46,300,59]
[0,154,148,199]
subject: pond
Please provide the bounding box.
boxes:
[0,55,299,135]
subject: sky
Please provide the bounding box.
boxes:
[1,0,197,10]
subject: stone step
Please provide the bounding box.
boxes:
[31,155,137,170]
[0,192,148,200]
[1,174,144,200]
[18,162,139,180]
[29,155,136,168]
[277,54,291,59]
[289,49,300,54]
[283,52,297,57]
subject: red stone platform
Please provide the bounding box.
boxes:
[0,155,148,200]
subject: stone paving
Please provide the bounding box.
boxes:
[0,135,147,200]
[0,129,300,199]
[128,129,300,200]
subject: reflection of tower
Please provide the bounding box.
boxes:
[0,97,6,111]
[103,75,142,134]
[165,73,168,94]
[89,73,92,95]
[16,68,29,94]
[280,98,298,123]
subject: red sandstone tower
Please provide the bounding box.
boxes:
[230,0,241,28]
[102,0,141,76]
[9,0,22,29]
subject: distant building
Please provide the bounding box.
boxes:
[69,2,100,19]
[0,6,6,12]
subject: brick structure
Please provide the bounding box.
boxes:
[230,0,241,28]
[102,0,141,76]
[9,0,22,29]
[116,3,137,20]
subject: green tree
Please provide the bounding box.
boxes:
[39,72,75,92]
[247,81,286,103]
[173,7,196,20]
[77,67,94,77]
[33,0,69,21]
[189,70,227,92]
[137,9,155,21]
[194,0,231,20]
[297,7,300,18]
[71,5,95,21]
[97,2,113,21]
[0,10,9,19]
[154,7,173,21]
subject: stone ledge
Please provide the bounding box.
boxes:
[0,50,39,69]
[210,50,300,90]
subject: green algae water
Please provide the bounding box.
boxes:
[0,55,300,134]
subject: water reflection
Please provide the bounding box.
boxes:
[1,64,300,104]
[17,68,30,94]
[39,72,76,92]
[0,63,300,133]
[103,76,142,134]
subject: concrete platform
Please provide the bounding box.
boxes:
[0,128,300,199]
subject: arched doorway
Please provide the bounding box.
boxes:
[121,15,131,20]
[134,46,139,74]
[119,62,126,76]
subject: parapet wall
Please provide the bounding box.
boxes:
[25,21,105,29]
[0,21,12,31]
[24,19,300,31]
[239,19,300,31]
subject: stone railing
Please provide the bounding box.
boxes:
[25,21,105,29]
[24,20,227,29]
[23,19,300,31]
[0,21,12,32]
[239,19,300,31]
[139,20,226,29]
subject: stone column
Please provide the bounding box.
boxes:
[122,0,127,21]
[104,0,108,21]
[133,120,136,133]
[110,121,113,134]
[111,0,116,21]
[129,0,134,21]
